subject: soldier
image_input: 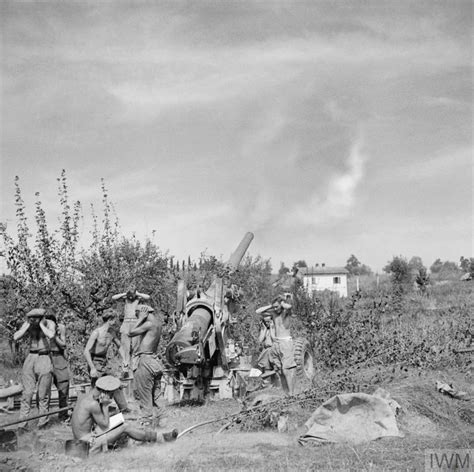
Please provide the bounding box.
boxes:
[71,375,177,454]
[256,316,275,374]
[45,313,71,422]
[128,305,163,421]
[111,287,150,375]
[256,295,296,395]
[83,309,129,413]
[13,308,56,429]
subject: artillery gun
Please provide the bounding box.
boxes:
[164,232,254,401]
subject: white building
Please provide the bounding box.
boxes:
[300,265,349,297]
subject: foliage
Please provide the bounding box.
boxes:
[408,256,424,274]
[278,262,290,275]
[459,256,474,278]
[1,170,472,390]
[290,282,472,373]
[430,258,443,274]
[430,259,462,280]
[0,172,274,375]
[415,267,430,293]
[345,254,372,276]
[228,255,273,351]
[292,260,307,268]
[383,255,412,290]
[0,173,174,373]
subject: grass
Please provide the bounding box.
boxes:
[1,280,472,471]
[3,365,471,472]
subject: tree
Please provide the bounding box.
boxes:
[278,262,290,275]
[293,260,307,268]
[345,254,372,276]
[460,256,470,272]
[408,256,424,274]
[383,256,412,287]
[430,259,461,279]
[0,173,173,371]
[415,267,430,294]
[430,259,443,274]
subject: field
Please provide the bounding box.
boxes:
[1,279,473,472]
[1,366,472,472]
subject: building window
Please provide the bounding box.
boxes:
[333,276,341,284]
[312,276,317,284]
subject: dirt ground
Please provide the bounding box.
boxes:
[1,367,473,472]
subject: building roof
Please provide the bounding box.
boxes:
[300,266,349,276]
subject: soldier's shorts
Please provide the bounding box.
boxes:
[51,352,71,383]
[268,338,296,372]
[257,347,272,372]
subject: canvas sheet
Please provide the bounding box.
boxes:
[299,388,403,445]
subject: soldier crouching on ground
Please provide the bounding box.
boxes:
[83,309,129,413]
[13,308,56,430]
[256,295,296,395]
[71,375,178,454]
[45,313,71,422]
[128,305,164,423]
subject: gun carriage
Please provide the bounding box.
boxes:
[164,232,254,401]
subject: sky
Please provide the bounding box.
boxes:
[0,1,472,273]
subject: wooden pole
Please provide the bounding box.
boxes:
[0,405,73,429]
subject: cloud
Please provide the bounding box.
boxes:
[374,147,471,184]
[288,136,367,226]
[1,1,471,273]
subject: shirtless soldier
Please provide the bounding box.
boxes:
[128,305,163,420]
[256,296,296,395]
[112,287,150,374]
[83,309,128,412]
[13,308,56,429]
[71,375,177,454]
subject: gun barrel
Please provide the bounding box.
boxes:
[165,232,254,369]
[227,232,254,270]
[165,307,212,366]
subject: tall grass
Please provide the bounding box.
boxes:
[292,279,473,372]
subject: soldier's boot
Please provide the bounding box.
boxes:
[162,429,178,442]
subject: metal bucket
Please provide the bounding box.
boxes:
[0,429,17,452]
[64,439,89,459]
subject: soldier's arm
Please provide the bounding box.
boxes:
[40,318,56,339]
[111,335,127,364]
[90,401,110,430]
[136,291,150,300]
[129,321,152,337]
[280,302,293,323]
[256,304,273,317]
[84,329,99,372]
[55,323,67,349]
[111,292,126,301]
[269,323,276,341]
[258,325,268,344]
[13,321,30,341]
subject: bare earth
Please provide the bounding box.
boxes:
[1,368,473,472]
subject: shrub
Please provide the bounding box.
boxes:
[290,282,472,372]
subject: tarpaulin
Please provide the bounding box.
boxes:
[299,388,403,445]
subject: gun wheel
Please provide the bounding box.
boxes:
[294,338,314,380]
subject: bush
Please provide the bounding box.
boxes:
[290,281,472,372]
